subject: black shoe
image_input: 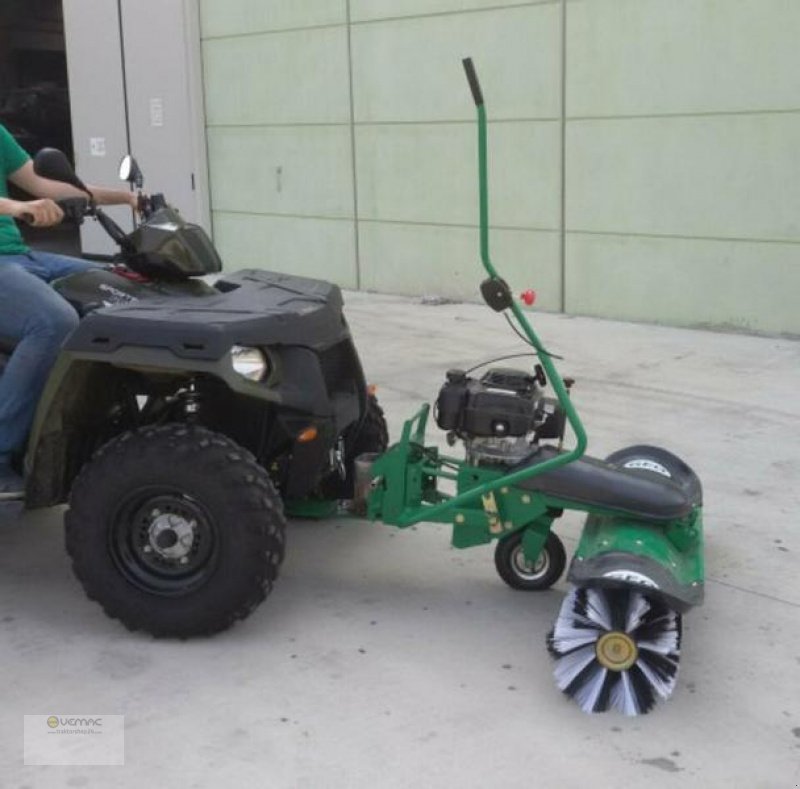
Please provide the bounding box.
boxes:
[0,465,24,500]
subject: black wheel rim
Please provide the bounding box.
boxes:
[109,487,220,596]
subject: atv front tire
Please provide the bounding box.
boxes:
[65,423,286,638]
[352,393,390,461]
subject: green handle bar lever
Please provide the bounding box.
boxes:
[391,61,589,526]
[461,57,586,465]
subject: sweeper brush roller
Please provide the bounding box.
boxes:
[547,586,682,715]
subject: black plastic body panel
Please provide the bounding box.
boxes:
[23,268,368,505]
[63,269,350,361]
[126,207,223,277]
[53,268,217,318]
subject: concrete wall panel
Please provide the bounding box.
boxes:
[203,27,350,126]
[565,233,800,335]
[356,121,560,228]
[359,222,561,309]
[199,0,345,38]
[567,0,800,117]
[351,0,554,23]
[212,212,357,287]
[207,126,354,218]
[351,4,561,122]
[566,114,800,242]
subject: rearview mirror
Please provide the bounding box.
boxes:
[33,148,91,195]
[118,154,143,188]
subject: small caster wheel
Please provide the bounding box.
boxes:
[494,530,566,591]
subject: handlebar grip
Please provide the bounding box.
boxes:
[55,197,87,210]
[55,197,90,225]
[462,57,484,107]
[17,198,87,226]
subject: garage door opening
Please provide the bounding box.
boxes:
[0,0,80,256]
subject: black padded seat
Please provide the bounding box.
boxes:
[511,445,693,522]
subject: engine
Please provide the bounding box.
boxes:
[434,367,565,466]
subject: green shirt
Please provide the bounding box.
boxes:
[0,123,31,255]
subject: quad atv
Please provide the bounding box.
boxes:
[0,150,387,637]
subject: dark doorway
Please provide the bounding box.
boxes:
[0,0,79,255]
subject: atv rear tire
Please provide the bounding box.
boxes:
[65,423,286,638]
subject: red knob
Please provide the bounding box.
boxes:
[520,289,536,306]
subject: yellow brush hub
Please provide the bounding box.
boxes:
[596,632,638,672]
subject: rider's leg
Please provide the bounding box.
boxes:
[0,259,82,493]
[16,250,99,281]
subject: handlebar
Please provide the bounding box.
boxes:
[95,207,133,250]
[460,54,589,486]
[19,197,90,226]
[18,196,134,252]
[462,58,484,107]
[19,193,164,226]
[139,192,166,220]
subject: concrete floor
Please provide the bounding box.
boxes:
[1,291,799,788]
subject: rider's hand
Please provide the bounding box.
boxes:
[13,198,64,227]
[130,191,148,216]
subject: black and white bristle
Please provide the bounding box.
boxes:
[547,586,682,716]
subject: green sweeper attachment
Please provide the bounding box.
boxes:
[362,59,705,716]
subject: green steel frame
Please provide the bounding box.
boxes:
[363,60,704,607]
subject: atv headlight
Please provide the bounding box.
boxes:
[231,345,269,382]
